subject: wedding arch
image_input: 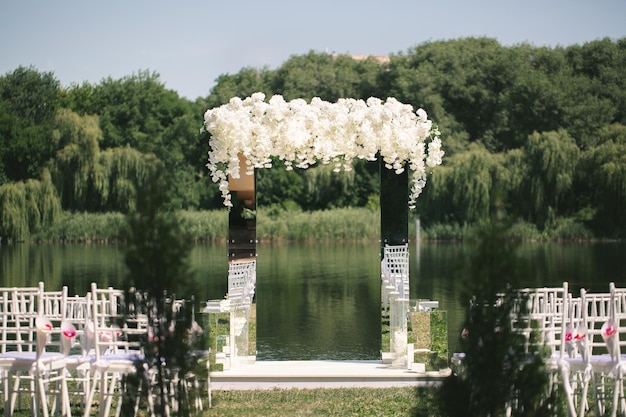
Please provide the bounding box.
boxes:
[204,92,443,209]
[203,92,444,367]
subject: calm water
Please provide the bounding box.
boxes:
[1,241,625,359]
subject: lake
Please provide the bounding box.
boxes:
[1,240,624,360]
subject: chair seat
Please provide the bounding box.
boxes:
[64,354,95,366]
[0,351,66,372]
[92,353,144,374]
[588,353,622,373]
[0,351,64,361]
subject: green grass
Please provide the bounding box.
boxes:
[205,386,441,417]
[2,380,442,417]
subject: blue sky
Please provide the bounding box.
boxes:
[1,0,625,100]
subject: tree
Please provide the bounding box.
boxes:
[521,130,579,229]
[431,143,506,224]
[576,123,626,237]
[0,171,60,241]
[49,109,102,211]
[202,67,272,109]
[437,220,555,417]
[256,160,305,209]
[122,160,196,416]
[0,67,62,181]
[398,38,517,152]
[270,51,384,102]
[66,70,191,153]
[562,39,626,146]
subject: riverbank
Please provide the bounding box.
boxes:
[17,208,606,245]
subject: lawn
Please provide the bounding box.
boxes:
[204,386,442,417]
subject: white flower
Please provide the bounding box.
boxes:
[204,94,444,208]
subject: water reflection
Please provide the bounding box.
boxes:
[255,242,381,360]
[1,241,625,360]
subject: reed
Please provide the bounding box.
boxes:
[35,211,127,242]
[25,208,593,243]
[257,207,379,241]
[178,210,228,242]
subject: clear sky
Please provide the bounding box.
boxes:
[1,0,625,100]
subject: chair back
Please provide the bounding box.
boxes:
[89,283,147,360]
[0,283,43,354]
[381,244,409,298]
[228,259,256,305]
[511,283,570,358]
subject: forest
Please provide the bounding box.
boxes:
[1,36,625,241]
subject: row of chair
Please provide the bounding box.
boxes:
[381,244,409,312]
[0,282,205,417]
[508,282,626,417]
[227,259,256,307]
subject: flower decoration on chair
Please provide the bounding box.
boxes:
[35,316,53,333]
[204,93,444,208]
[601,318,618,360]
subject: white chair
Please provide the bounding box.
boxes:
[82,283,146,417]
[62,292,93,414]
[574,283,626,417]
[508,282,595,417]
[381,244,409,312]
[0,283,72,417]
[227,259,256,306]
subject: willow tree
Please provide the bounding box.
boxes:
[49,109,103,211]
[431,143,506,224]
[577,123,626,237]
[0,172,60,241]
[302,163,357,210]
[0,183,28,241]
[523,130,579,229]
[99,147,157,213]
[49,108,161,213]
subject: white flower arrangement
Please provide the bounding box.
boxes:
[204,92,444,209]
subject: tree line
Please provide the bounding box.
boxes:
[1,36,625,241]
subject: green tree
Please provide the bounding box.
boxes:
[562,38,626,146]
[576,123,626,237]
[521,130,579,229]
[437,220,555,417]
[256,160,305,209]
[122,160,196,416]
[0,171,60,241]
[65,70,191,152]
[432,143,506,224]
[0,66,62,181]
[202,67,272,109]
[271,51,384,102]
[397,38,516,152]
[49,109,103,211]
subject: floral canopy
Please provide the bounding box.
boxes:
[204,93,444,209]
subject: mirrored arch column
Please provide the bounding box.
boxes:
[380,161,410,367]
[227,154,256,365]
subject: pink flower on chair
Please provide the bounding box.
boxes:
[601,318,618,360]
[565,327,573,343]
[98,325,122,342]
[573,323,586,342]
[35,317,53,333]
[603,322,617,338]
[61,322,77,339]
